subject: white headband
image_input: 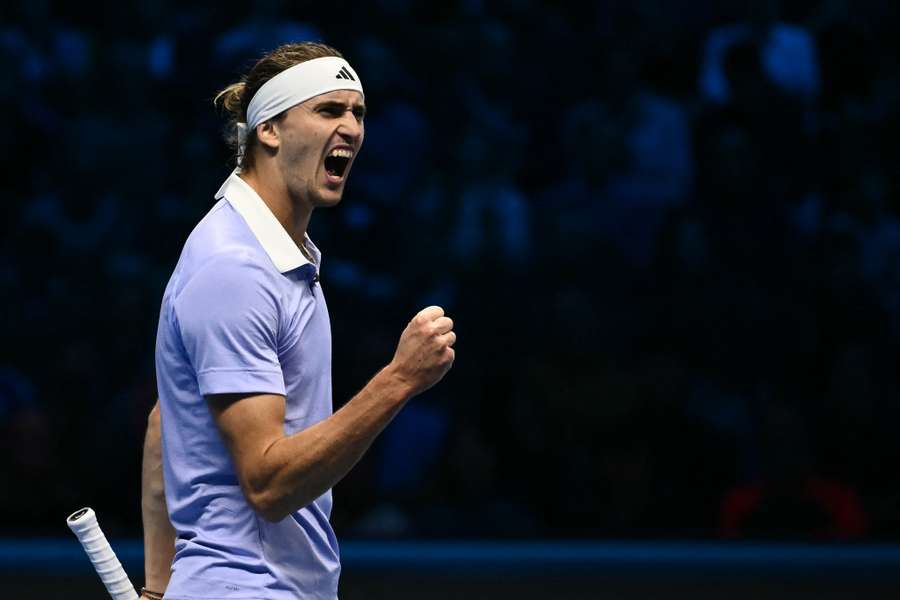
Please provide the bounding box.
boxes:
[237,56,364,166]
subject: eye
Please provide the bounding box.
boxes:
[319,106,343,117]
[353,108,366,122]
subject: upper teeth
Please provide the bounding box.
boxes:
[329,148,353,158]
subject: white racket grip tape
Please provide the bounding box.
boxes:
[67,507,140,600]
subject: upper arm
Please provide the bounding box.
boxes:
[175,257,285,397]
[207,392,286,506]
[174,258,289,514]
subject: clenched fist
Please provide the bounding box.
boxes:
[388,306,456,397]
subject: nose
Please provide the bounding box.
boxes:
[337,111,363,145]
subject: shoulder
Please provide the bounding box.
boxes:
[172,203,285,313]
[171,249,284,346]
[178,201,281,287]
[184,199,265,263]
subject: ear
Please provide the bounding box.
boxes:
[255,120,280,151]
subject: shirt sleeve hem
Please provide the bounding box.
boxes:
[197,368,286,397]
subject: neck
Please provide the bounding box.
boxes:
[239,161,312,248]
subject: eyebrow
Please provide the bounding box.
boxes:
[315,100,366,116]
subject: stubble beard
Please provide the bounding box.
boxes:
[281,149,343,210]
[306,178,343,209]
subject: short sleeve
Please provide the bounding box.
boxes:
[174,255,285,397]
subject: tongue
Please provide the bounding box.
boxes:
[325,155,347,177]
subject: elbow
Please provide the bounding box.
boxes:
[244,475,320,522]
[238,444,320,522]
[142,402,166,502]
[241,465,288,522]
[144,402,163,466]
[257,507,288,523]
[147,401,162,435]
[246,489,289,523]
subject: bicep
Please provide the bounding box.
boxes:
[207,393,286,487]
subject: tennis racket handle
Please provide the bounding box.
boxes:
[67,507,139,600]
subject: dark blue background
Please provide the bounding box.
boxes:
[2,0,900,545]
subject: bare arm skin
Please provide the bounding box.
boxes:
[141,401,176,596]
[208,306,456,522]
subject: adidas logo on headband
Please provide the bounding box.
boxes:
[335,66,356,81]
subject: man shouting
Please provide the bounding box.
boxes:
[141,42,455,600]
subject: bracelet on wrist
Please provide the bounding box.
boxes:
[141,587,165,600]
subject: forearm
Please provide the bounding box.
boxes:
[141,402,175,591]
[221,306,455,522]
[251,365,412,521]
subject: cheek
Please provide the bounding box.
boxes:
[281,136,316,166]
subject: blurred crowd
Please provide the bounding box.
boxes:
[3,0,900,541]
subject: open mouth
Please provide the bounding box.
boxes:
[324,148,353,179]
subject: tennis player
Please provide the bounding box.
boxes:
[139,42,455,600]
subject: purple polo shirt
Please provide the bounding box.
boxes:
[155,171,340,599]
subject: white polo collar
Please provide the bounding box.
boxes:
[214,170,321,274]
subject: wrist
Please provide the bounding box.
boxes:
[143,570,170,592]
[142,569,171,596]
[141,587,165,600]
[378,363,416,402]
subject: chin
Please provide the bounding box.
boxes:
[311,189,344,208]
